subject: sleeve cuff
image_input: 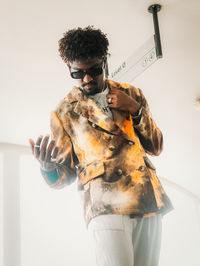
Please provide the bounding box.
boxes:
[132,107,143,125]
[40,168,59,184]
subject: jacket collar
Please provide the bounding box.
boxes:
[65,79,130,137]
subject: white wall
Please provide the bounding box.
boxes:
[0,144,23,266]
[20,154,93,266]
[0,143,200,266]
[0,153,3,266]
[160,185,200,265]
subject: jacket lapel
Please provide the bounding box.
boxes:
[74,96,120,134]
[67,83,132,139]
[111,108,126,129]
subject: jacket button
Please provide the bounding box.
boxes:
[92,123,96,128]
[109,146,115,151]
[117,169,123,175]
[138,166,145,171]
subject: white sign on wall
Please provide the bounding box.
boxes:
[109,36,157,83]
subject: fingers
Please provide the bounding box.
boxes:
[39,135,50,161]
[51,146,59,160]
[106,94,114,103]
[29,138,35,154]
[106,93,114,99]
[106,89,131,111]
[106,93,117,108]
[30,134,60,164]
[106,97,112,104]
[107,90,118,99]
[107,89,117,95]
[45,140,56,162]
[34,135,43,159]
[40,136,60,163]
[43,142,59,171]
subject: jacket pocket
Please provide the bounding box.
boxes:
[79,161,105,185]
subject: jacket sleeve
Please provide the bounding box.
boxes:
[129,86,163,156]
[41,111,77,189]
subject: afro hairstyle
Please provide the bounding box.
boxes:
[58,26,109,63]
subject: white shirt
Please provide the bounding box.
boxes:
[89,87,113,119]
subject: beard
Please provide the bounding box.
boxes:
[81,81,102,96]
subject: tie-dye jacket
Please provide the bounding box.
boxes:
[41,79,173,225]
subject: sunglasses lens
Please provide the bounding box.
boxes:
[71,66,103,79]
[88,67,103,77]
[71,71,84,79]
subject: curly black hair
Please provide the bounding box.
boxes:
[58,26,109,63]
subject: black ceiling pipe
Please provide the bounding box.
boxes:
[148,4,162,58]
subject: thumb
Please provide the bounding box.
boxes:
[108,89,116,94]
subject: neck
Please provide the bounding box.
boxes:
[101,80,106,92]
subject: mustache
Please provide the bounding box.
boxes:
[82,81,97,87]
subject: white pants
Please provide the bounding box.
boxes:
[88,214,162,266]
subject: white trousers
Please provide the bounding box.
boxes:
[88,214,162,266]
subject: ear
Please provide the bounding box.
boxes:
[66,62,72,76]
[103,57,107,69]
[67,62,71,69]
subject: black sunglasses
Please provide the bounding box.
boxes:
[70,65,103,79]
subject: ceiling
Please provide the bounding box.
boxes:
[0,0,200,195]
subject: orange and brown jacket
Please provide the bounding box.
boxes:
[41,79,173,225]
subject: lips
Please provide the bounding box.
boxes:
[85,85,94,90]
[84,84,97,91]
[83,81,96,88]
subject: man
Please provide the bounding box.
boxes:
[29,26,173,266]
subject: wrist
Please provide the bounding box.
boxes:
[40,162,56,172]
[132,106,142,118]
[131,106,143,125]
[41,167,56,173]
[40,167,56,173]
[128,103,141,116]
[40,168,59,184]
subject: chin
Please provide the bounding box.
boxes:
[82,86,101,96]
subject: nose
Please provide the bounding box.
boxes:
[83,73,93,83]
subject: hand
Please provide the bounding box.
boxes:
[106,89,140,114]
[29,135,59,172]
